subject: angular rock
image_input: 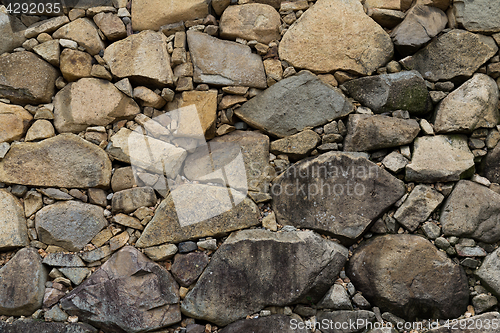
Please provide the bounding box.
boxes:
[54,78,140,133]
[24,190,43,217]
[220,4,281,44]
[271,152,405,243]
[434,74,499,133]
[24,16,69,38]
[341,70,431,115]
[279,0,393,75]
[347,234,469,320]
[481,142,500,184]
[103,30,174,87]
[171,252,209,287]
[0,248,47,316]
[343,114,420,152]
[270,130,320,160]
[0,102,33,143]
[143,243,178,261]
[368,8,405,29]
[58,267,91,286]
[235,71,354,137]
[181,229,348,326]
[0,51,58,104]
[59,49,92,82]
[477,248,500,297]
[406,135,474,182]
[453,0,500,34]
[317,284,352,310]
[93,12,126,42]
[220,315,309,333]
[0,13,26,55]
[316,311,376,333]
[33,40,61,66]
[61,246,181,332]
[42,253,86,267]
[0,134,112,188]
[136,184,260,247]
[400,29,498,82]
[394,184,444,232]
[187,30,267,89]
[36,201,108,251]
[440,180,500,243]
[52,18,105,55]
[111,166,137,192]
[0,190,29,250]
[426,312,500,333]
[25,119,55,142]
[382,151,409,173]
[112,187,157,214]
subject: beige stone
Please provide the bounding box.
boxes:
[133,87,166,108]
[32,40,60,66]
[59,49,93,82]
[24,16,69,38]
[0,13,26,54]
[93,12,127,42]
[53,18,105,55]
[0,103,33,143]
[0,190,29,250]
[25,120,55,142]
[263,59,283,81]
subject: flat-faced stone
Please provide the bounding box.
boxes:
[0,190,28,250]
[270,130,320,160]
[171,252,209,287]
[59,49,92,82]
[93,12,126,42]
[0,13,26,55]
[25,119,55,142]
[32,40,61,66]
[0,102,33,143]
[52,18,104,55]
[111,186,157,214]
[453,0,500,34]
[42,253,86,267]
[0,319,97,333]
[24,16,69,38]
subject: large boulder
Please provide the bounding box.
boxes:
[476,248,500,297]
[235,71,354,138]
[347,234,469,320]
[440,180,500,243]
[271,152,405,243]
[279,0,393,75]
[453,0,500,34]
[61,246,181,333]
[0,190,29,250]
[52,18,104,55]
[53,78,140,133]
[0,248,47,316]
[0,102,33,143]
[0,12,26,55]
[187,31,267,88]
[181,229,349,326]
[0,51,58,104]
[0,134,112,188]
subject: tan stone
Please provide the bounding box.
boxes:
[263,59,283,81]
[32,40,60,66]
[0,103,33,143]
[52,18,105,55]
[93,12,127,42]
[0,190,29,250]
[25,120,55,142]
[133,87,166,108]
[24,16,69,38]
[59,49,93,82]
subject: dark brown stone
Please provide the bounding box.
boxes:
[171,252,209,287]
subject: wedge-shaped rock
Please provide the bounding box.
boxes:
[341,70,431,115]
[220,315,309,333]
[36,201,108,251]
[400,29,498,82]
[103,30,174,87]
[136,184,259,247]
[270,129,320,160]
[405,135,474,182]
[279,0,393,75]
[440,180,500,243]
[476,248,500,298]
[454,0,500,34]
[24,16,69,38]
[0,134,112,188]
[52,18,104,55]
[54,78,140,133]
[0,248,47,316]
[343,114,420,152]
[347,235,469,320]
[235,71,354,137]
[271,152,405,243]
[434,74,499,133]
[61,246,181,333]
[0,13,26,55]
[0,190,29,250]
[0,51,58,104]
[187,30,267,88]
[181,229,348,326]
[0,103,33,143]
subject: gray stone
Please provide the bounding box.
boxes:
[347,234,469,320]
[0,189,29,250]
[368,8,405,29]
[477,249,500,297]
[0,13,26,55]
[45,305,69,322]
[341,70,431,115]
[422,222,441,240]
[440,180,500,243]
[316,310,376,333]
[271,152,405,243]
[455,245,487,257]
[454,0,500,34]
[23,190,43,218]
[382,151,409,173]
[220,315,308,333]
[472,294,498,314]
[38,188,74,200]
[61,246,181,333]
[42,253,86,267]
[235,71,354,138]
[0,319,97,333]
[187,30,267,89]
[481,141,500,184]
[317,284,352,310]
[343,114,420,152]
[181,229,348,326]
[79,245,112,263]
[405,135,474,182]
[171,252,209,287]
[270,130,320,160]
[24,16,69,38]
[143,243,178,261]
[36,201,108,251]
[111,187,157,214]
[58,267,91,285]
[52,18,104,55]
[0,248,47,316]
[400,29,498,82]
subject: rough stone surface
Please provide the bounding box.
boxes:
[52,18,105,56]
[235,71,354,137]
[61,246,181,333]
[481,141,500,184]
[25,119,55,142]
[171,252,209,287]
[271,152,405,243]
[0,102,33,143]
[93,12,126,42]
[0,189,29,250]
[111,187,157,214]
[0,13,26,55]
[279,0,393,75]
[317,284,352,310]
[270,130,320,159]
[0,320,97,333]
[33,40,61,67]
[220,315,308,333]
[181,229,348,326]
[453,0,500,34]
[173,90,218,140]
[59,49,92,82]
[347,234,469,320]
[0,134,112,188]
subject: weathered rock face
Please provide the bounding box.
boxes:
[93,12,126,42]
[52,18,104,56]
[220,315,309,333]
[0,51,59,105]
[453,0,500,34]
[481,142,500,183]
[173,90,218,140]
[111,187,157,214]
[476,248,500,297]
[61,246,181,333]
[342,70,432,115]
[103,30,174,87]
[343,114,420,152]
[271,152,405,243]
[433,74,499,133]
[36,201,107,251]
[440,180,500,243]
[136,184,260,247]
[0,190,29,250]
[426,312,500,333]
[171,252,209,287]
[347,234,469,320]
[270,130,320,160]
[59,49,92,82]
[0,134,112,188]
[0,248,48,316]
[279,0,393,75]
[0,320,97,333]
[220,4,281,44]
[187,31,267,88]
[131,0,210,31]
[181,229,349,326]
[405,135,475,182]
[400,29,498,81]
[0,13,26,55]
[0,103,33,143]
[235,71,354,137]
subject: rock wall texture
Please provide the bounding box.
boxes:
[0,0,500,332]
